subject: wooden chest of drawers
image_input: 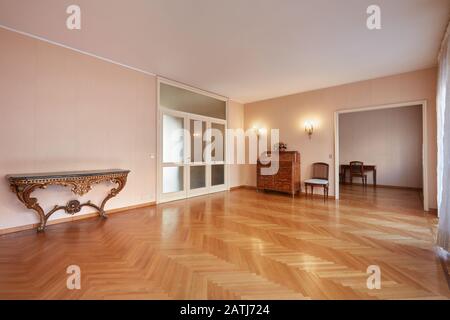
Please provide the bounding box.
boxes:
[257,151,301,196]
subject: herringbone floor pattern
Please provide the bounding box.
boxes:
[0,185,449,299]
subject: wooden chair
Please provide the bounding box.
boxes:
[349,161,367,186]
[304,162,329,201]
[339,165,345,184]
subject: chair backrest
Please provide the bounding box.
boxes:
[312,162,329,180]
[349,161,364,175]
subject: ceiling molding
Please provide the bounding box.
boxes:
[0,24,157,76]
[0,24,245,103]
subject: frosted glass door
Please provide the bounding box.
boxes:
[209,121,227,190]
[188,118,208,196]
[161,112,186,201]
[159,109,228,202]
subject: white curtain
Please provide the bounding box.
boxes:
[437,22,450,251]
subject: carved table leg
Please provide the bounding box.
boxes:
[14,184,48,232]
[98,176,128,218]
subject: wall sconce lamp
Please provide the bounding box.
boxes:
[253,126,267,137]
[258,127,267,136]
[305,121,314,139]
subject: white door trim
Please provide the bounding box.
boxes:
[334,100,429,211]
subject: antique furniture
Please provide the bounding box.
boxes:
[304,162,329,201]
[274,142,287,152]
[340,163,377,186]
[257,151,301,196]
[349,161,367,186]
[6,169,130,232]
[339,165,345,183]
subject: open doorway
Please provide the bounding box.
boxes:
[334,101,429,211]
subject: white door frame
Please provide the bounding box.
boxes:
[334,100,429,211]
[156,77,229,204]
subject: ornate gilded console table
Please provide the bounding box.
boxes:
[6,169,130,232]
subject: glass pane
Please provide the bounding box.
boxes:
[190,166,206,189]
[211,164,225,186]
[160,83,226,119]
[163,167,184,193]
[211,123,225,162]
[163,114,184,163]
[190,119,206,163]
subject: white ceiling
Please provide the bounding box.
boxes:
[0,0,449,103]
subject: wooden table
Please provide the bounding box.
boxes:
[340,164,377,186]
[6,169,130,232]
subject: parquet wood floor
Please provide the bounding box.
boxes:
[0,185,448,299]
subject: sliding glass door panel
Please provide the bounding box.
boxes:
[160,111,187,202]
[209,120,227,192]
[187,117,210,196]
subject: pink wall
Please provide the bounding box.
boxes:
[228,100,246,188]
[339,105,423,188]
[0,26,439,231]
[244,67,437,209]
[0,28,157,229]
[0,28,247,231]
